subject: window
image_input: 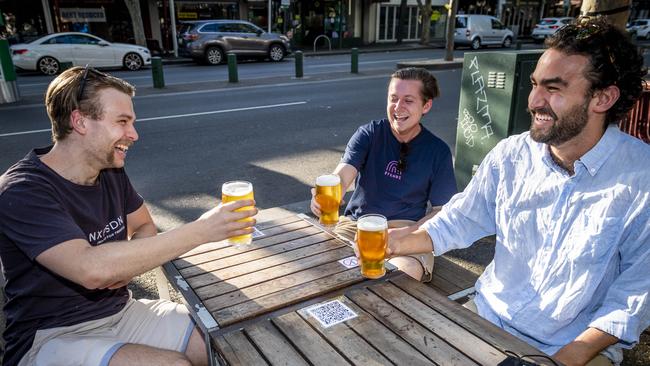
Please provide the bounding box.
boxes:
[456,17,467,28]
[491,19,504,30]
[200,23,222,33]
[237,23,260,34]
[43,35,70,44]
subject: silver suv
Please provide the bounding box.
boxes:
[178,20,291,65]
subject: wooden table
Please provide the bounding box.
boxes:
[212,273,556,366]
[163,214,395,333]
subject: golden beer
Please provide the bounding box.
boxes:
[315,174,341,226]
[356,214,388,279]
[221,181,254,246]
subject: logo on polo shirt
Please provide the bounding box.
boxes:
[384,161,402,180]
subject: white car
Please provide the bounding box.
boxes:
[627,19,650,40]
[531,17,574,43]
[11,32,151,75]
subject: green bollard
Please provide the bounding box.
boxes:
[227,53,238,83]
[351,48,358,74]
[151,57,165,88]
[294,51,303,78]
[515,40,522,50]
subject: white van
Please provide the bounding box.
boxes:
[454,14,514,50]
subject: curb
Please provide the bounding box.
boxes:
[396,57,464,71]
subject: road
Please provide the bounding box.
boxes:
[0,49,470,229]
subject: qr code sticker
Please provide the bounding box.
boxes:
[307,299,357,328]
[251,227,265,239]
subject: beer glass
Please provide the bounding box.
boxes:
[221,180,255,246]
[356,214,388,279]
[315,174,341,227]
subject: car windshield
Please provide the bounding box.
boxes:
[177,23,196,34]
[632,20,648,26]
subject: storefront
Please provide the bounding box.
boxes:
[374,0,448,43]
[1,0,50,44]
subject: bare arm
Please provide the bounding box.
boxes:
[311,163,358,217]
[387,227,435,257]
[36,200,257,290]
[127,203,157,240]
[552,328,618,366]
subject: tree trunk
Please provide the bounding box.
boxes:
[417,0,433,45]
[579,0,630,30]
[444,0,459,61]
[124,0,147,47]
[396,0,408,44]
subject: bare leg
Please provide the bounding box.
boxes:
[388,256,424,281]
[185,327,209,366]
[109,344,191,366]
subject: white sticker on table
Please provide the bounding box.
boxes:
[307,299,358,328]
[252,227,265,238]
[338,256,358,269]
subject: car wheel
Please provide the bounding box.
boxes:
[123,52,143,71]
[38,56,60,75]
[502,36,512,48]
[205,47,224,65]
[268,44,285,62]
[471,38,481,50]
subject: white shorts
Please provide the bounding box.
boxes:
[19,296,195,366]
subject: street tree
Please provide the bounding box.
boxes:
[124,0,146,47]
[444,0,459,61]
[416,0,433,45]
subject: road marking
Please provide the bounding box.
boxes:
[0,101,307,138]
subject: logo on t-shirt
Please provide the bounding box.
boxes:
[384,161,402,181]
[88,215,126,244]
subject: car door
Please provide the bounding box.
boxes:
[490,18,506,44]
[69,34,115,67]
[235,23,267,55]
[38,35,74,64]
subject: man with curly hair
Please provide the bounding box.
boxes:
[387,17,650,366]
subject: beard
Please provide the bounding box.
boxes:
[529,100,589,146]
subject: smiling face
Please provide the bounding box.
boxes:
[84,88,138,170]
[386,78,433,142]
[528,49,594,146]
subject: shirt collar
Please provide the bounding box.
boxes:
[577,125,622,177]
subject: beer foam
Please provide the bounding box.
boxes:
[222,181,253,196]
[357,216,387,231]
[316,174,340,187]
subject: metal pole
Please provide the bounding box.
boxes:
[152,57,165,88]
[41,0,55,34]
[228,53,238,83]
[169,0,178,57]
[268,0,272,33]
[294,50,303,78]
[351,48,358,73]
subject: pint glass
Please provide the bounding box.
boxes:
[221,180,255,246]
[315,174,341,226]
[356,214,388,279]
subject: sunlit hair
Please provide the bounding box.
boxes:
[390,67,440,102]
[45,66,135,141]
[545,16,646,124]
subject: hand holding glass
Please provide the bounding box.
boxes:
[221,181,255,246]
[356,214,388,279]
[315,174,341,226]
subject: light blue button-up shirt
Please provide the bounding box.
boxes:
[423,126,650,362]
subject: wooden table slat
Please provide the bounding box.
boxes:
[256,215,306,230]
[174,225,322,269]
[213,330,269,366]
[272,312,351,365]
[347,287,479,365]
[211,268,364,327]
[202,250,357,309]
[179,231,335,279]
[296,297,420,366]
[430,273,465,296]
[370,281,506,365]
[181,239,346,289]
[244,320,310,366]
[389,275,556,365]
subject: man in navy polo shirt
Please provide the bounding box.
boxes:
[310,67,457,282]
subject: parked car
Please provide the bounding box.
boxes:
[10,32,151,75]
[531,17,574,43]
[178,19,291,65]
[627,19,650,39]
[454,14,514,50]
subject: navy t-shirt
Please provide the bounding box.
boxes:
[342,119,457,221]
[0,146,144,366]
